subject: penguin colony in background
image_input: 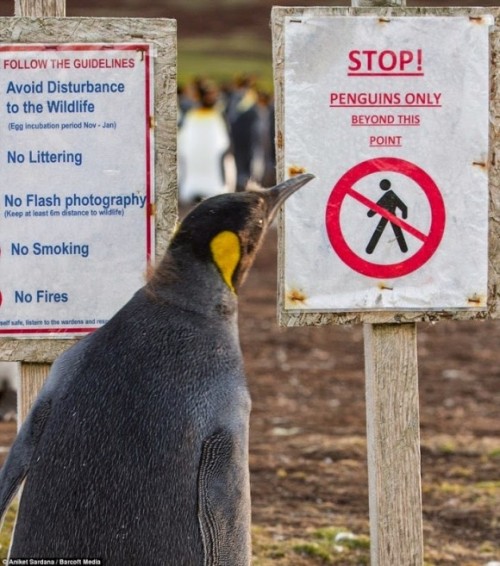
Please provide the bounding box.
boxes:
[0,174,314,565]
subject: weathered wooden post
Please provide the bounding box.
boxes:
[272,3,498,565]
[0,1,177,426]
[12,0,65,427]
[15,0,65,17]
[364,322,422,564]
[352,3,423,564]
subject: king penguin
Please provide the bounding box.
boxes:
[0,173,314,565]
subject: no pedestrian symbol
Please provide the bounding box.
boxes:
[325,158,446,279]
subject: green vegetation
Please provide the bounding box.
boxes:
[488,447,500,459]
[0,513,371,564]
[0,501,17,560]
[178,34,274,91]
[252,525,370,565]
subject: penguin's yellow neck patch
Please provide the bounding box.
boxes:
[210,231,241,293]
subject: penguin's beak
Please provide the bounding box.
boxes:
[264,173,315,222]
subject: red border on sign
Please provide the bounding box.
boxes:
[325,157,445,279]
[0,44,154,337]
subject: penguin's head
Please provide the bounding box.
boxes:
[165,173,314,295]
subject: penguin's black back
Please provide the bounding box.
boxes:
[10,287,249,563]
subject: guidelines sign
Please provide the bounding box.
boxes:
[282,16,491,312]
[0,44,154,337]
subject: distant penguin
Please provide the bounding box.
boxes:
[178,80,234,204]
[226,76,259,192]
[0,174,314,565]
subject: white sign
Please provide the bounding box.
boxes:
[0,44,154,337]
[283,16,491,312]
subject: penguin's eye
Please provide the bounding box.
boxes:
[256,218,264,228]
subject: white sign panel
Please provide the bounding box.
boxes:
[0,44,154,337]
[283,16,491,312]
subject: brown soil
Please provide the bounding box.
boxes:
[240,227,500,565]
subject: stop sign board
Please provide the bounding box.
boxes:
[281,14,491,313]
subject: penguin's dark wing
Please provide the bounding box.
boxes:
[0,394,52,525]
[198,429,250,565]
[0,338,80,526]
[0,335,89,525]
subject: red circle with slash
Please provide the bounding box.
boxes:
[325,157,446,278]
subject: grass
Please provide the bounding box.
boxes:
[2,510,497,564]
[424,479,500,500]
[253,525,370,565]
[178,34,274,91]
[488,448,500,459]
[0,518,370,565]
[0,501,17,560]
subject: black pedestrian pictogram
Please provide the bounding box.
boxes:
[366,179,408,254]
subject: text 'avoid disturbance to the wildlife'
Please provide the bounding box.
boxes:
[0,44,155,337]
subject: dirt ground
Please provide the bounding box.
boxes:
[239,227,499,565]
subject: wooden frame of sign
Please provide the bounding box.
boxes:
[272,6,500,327]
[0,17,177,418]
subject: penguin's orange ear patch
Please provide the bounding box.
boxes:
[210,231,241,293]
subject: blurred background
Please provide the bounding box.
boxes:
[0,0,496,89]
[0,0,494,202]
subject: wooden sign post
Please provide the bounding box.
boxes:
[272,3,499,565]
[0,1,177,425]
[13,0,63,430]
[357,3,422,564]
[364,322,422,564]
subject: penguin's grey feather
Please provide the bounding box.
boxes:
[0,174,314,564]
[0,397,51,524]
[198,428,251,566]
